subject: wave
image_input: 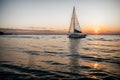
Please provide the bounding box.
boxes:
[41,61,65,65]
[67,54,120,65]
[24,50,41,55]
[0,63,101,80]
[87,38,120,41]
[0,35,40,39]
[22,50,69,56]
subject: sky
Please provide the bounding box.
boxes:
[0,0,120,34]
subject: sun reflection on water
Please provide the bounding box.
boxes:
[91,76,97,79]
[93,62,99,69]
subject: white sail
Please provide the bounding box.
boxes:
[68,6,86,38]
[69,6,81,33]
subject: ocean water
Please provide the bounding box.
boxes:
[0,35,120,80]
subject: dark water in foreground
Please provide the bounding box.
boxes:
[0,35,120,80]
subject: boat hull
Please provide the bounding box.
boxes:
[68,33,86,38]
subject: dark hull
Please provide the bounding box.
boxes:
[68,33,86,38]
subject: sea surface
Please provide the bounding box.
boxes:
[0,35,120,80]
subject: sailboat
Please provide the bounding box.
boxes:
[68,6,86,38]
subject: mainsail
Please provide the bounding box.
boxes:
[69,6,81,33]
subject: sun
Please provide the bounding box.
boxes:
[94,27,100,34]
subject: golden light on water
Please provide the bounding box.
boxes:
[91,76,97,79]
[93,62,99,69]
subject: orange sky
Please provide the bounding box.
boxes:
[82,25,120,34]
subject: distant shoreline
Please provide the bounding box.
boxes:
[0,28,120,35]
[0,33,120,35]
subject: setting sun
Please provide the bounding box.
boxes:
[94,27,100,34]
